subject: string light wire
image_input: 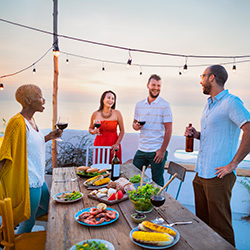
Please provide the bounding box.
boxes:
[60,51,250,69]
[0,46,52,79]
[1,18,250,60]
[1,18,250,81]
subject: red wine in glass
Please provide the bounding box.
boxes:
[150,190,165,224]
[55,116,68,141]
[56,123,68,130]
[93,119,101,135]
[138,121,146,126]
[94,123,101,129]
[150,195,165,207]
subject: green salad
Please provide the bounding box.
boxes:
[77,170,107,177]
[128,183,160,212]
[75,240,108,250]
[57,191,82,201]
[129,174,141,183]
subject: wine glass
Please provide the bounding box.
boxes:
[150,190,165,224]
[56,116,68,141]
[93,119,101,135]
[138,115,146,126]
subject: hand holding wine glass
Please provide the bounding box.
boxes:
[56,116,68,141]
[138,115,146,126]
[93,119,101,135]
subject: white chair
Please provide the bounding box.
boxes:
[85,146,112,169]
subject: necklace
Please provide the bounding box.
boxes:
[101,109,112,119]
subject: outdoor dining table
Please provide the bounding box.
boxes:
[45,163,236,250]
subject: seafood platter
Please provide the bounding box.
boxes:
[87,177,136,205]
[76,166,109,178]
[75,203,119,226]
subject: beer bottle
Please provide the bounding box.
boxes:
[185,123,194,152]
[111,149,120,181]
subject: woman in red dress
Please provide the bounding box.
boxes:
[89,90,125,163]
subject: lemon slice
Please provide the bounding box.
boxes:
[97,202,107,211]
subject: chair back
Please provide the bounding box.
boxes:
[85,146,112,166]
[0,198,15,250]
[165,161,186,200]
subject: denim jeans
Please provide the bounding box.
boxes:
[17,181,49,234]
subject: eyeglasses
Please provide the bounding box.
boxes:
[200,73,216,80]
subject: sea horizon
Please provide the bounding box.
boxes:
[0,99,205,136]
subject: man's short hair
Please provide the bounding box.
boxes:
[148,74,161,84]
[209,65,228,87]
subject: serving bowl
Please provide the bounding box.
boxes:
[128,183,159,213]
[131,213,146,223]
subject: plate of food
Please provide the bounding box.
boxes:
[69,239,115,250]
[129,221,180,249]
[75,206,119,226]
[53,191,83,203]
[77,166,109,178]
[83,175,111,189]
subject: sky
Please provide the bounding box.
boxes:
[1,0,250,135]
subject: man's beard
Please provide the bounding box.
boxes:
[149,90,160,98]
[202,82,211,95]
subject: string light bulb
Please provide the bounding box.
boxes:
[232,64,236,72]
[183,57,188,72]
[53,44,60,57]
[32,66,36,74]
[126,50,132,68]
[232,58,236,72]
[179,67,182,76]
[102,61,105,71]
[66,55,69,64]
[0,83,4,91]
[139,65,142,75]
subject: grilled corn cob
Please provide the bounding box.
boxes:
[132,231,174,246]
[94,177,111,186]
[85,175,103,186]
[138,221,177,237]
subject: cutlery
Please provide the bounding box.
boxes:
[165,221,192,227]
[54,177,77,183]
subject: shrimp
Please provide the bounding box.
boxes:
[105,210,117,219]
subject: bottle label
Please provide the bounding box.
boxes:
[113,164,120,177]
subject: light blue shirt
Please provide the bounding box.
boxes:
[196,89,250,178]
[134,96,172,152]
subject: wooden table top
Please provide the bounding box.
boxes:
[45,164,236,250]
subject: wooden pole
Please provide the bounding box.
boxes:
[52,0,59,168]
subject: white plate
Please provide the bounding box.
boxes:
[69,239,115,250]
[91,163,111,170]
[130,225,180,249]
[53,191,83,203]
[83,179,110,189]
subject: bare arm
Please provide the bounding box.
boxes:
[215,122,250,178]
[154,122,172,164]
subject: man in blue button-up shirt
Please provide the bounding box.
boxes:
[185,65,250,247]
